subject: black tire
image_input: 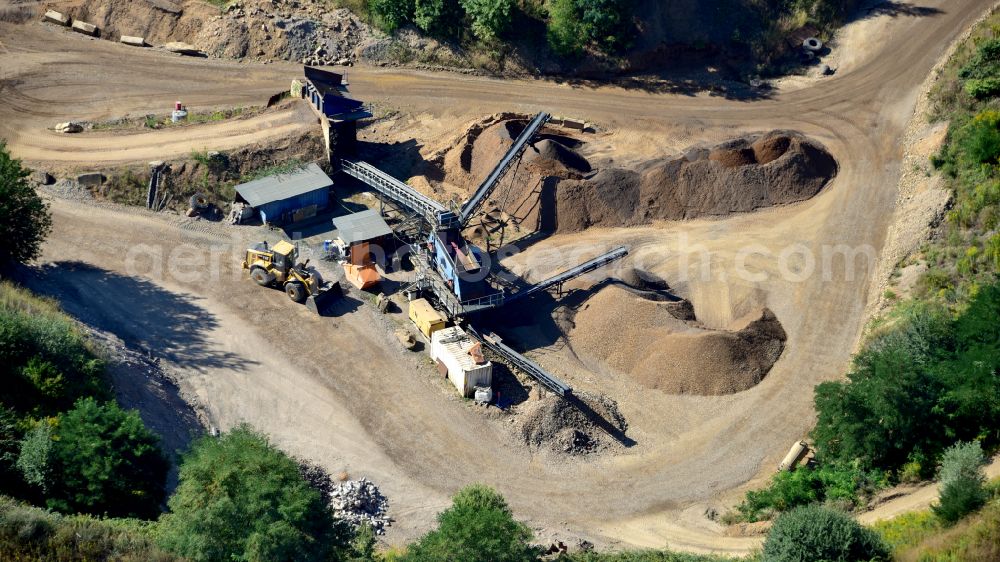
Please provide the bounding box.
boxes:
[250,267,274,287]
[285,282,306,303]
[190,192,210,210]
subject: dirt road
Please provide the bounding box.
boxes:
[2,0,995,553]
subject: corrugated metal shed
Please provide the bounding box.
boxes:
[235,163,332,224]
[333,209,392,245]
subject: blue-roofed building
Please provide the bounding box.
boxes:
[234,163,332,225]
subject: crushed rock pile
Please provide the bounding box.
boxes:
[300,464,391,534]
[567,284,786,395]
[328,478,390,534]
[516,392,627,455]
[553,131,837,232]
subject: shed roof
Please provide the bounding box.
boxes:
[235,163,332,208]
[333,209,392,245]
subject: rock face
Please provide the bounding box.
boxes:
[553,131,838,232]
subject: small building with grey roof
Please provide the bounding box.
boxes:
[332,209,392,246]
[234,163,332,225]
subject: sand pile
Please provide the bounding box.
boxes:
[567,284,786,395]
[516,391,627,455]
[553,131,836,232]
[417,114,590,233]
[523,139,591,177]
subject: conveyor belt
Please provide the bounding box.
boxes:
[467,326,571,397]
[504,246,628,304]
[457,112,550,226]
[341,159,459,230]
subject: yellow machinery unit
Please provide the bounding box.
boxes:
[408,298,446,338]
[242,240,341,314]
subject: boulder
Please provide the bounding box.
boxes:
[77,172,104,187]
[71,20,98,36]
[43,10,70,26]
[120,35,146,47]
[55,122,83,133]
[163,42,204,56]
[32,171,54,185]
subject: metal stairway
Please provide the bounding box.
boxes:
[457,112,550,226]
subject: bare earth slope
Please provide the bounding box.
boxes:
[0,0,993,554]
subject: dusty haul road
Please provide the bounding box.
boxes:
[2,0,994,553]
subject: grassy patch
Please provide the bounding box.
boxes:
[0,496,177,562]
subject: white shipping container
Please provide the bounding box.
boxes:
[430,327,492,397]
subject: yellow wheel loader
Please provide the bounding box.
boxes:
[242,240,341,314]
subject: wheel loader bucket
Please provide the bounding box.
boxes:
[305,282,342,315]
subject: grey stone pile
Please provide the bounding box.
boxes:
[328,478,390,534]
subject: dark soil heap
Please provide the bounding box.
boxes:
[554,131,837,232]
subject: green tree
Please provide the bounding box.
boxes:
[369,0,414,33]
[413,0,461,37]
[42,398,168,518]
[762,504,890,562]
[403,484,539,562]
[158,424,348,562]
[461,0,513,41]
[546,0,584,55]
[576,0,630,52]
[16,422,53,494]
[812,301,954,471]
[0,141,51,267]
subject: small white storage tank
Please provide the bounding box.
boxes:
[430,327,492,398]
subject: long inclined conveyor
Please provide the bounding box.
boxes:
[466,326,572,397]
[457,112,550,226]
[503,246,629,305]
[341,159,460,230]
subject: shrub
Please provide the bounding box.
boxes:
[934,476,988,524]
[402,484,539,562]
[0,282,106,417]
[735,464,884,522]
[41,398,168,519]
[762,504,890,562]
[0,141,52,268]
[0,495,178,562]
[933,441,988,525]
[158,424,348,562]
[461,0,513,41]
[369,0,414,33]
[965,77,1000,99]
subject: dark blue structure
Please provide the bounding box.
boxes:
[235,163,332,225]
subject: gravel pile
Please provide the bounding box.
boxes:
[553,131,837,232]
[568,284,786,395]
[516,392,628,455]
